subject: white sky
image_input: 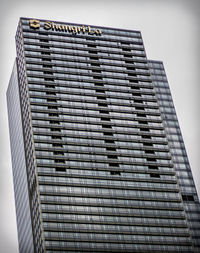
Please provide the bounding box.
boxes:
[0,0,199,252]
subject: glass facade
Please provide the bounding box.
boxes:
[7,18,200,252]
[7,60,34,253]
[149,60,200,250]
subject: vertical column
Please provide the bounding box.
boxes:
[121,41,159,177]
[87,38,120,175]
[40,33,65,172]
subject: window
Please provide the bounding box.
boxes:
[99,110,109,114]
[103,132,113,136]
[145,150,154,154]
[147,158,157,162]
[101,117,110,121]
[110,171,121,175]
[150,173,160,178]
[96,89,105,93]
[148,165,158,170]
[105,140,115,144]
[102,125,112,129]
[97,96,106,100]
[182,195,194,202]
[90,57,98,61]
[54,159,65,164]
[108,155,118,159]
[109,163,119,167]
[55,167,66,172]
[106,147,116,151]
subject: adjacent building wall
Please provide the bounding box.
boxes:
[7,60,34,253]
[149,60,200,252]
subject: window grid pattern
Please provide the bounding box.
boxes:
[23,18,193,252]
[149,60,200,252]
[15,20,45,253]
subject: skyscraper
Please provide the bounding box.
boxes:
[7,17,200,252]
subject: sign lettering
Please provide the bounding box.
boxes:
[29,19,102,36]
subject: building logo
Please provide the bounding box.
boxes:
[29,19,40,29]
[29,19,102,36]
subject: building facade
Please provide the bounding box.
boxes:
[7,17,200,252]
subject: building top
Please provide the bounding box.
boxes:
[20,17,141,34]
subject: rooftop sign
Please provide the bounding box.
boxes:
[29,19,102,36]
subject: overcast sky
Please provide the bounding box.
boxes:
[0,0,199,252]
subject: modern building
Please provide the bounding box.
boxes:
[7,17,200,253]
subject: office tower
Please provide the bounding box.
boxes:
[7,17,200,252]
